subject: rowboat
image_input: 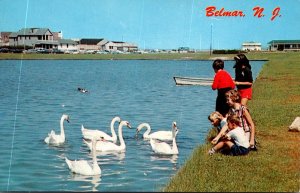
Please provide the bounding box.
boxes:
[173,76,213,86]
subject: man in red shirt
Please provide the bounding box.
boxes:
[212,59,235,117]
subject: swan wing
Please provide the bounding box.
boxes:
[150,139,172,154]
[65,158,94,175]
[45,130,59,144]
[96,141,123,152]
[82,126,116,142]
[84,139,120,152]
[149,131,173,141]
[48,133,64,145]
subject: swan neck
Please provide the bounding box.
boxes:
[92,140,99,171]
[172,137,178,153]
[60,117,65,138]
[110,118,118,138]
[118,123,125,148]
[143,124,151,137]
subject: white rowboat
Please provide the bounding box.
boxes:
[173,76,213,86]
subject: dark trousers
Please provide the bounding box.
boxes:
[216,87,232,117]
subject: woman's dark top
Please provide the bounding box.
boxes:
[235,66,253,90]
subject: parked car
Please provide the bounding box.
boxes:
[0,48,10,53]
[37,49,51,54]
[96,50,108,54]
[51,49,64,54]
[85,50,97,54]
[23,49,37,54]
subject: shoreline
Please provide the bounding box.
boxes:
[163,52,300,192]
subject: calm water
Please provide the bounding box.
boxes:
[0,59,264,191]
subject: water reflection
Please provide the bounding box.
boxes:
[70,174,101,192]
[95,151,126,162]
[150,154,178,170]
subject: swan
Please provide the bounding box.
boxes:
[65,136,101,176]
[84,120,131,153]
[81,116,121,143]
[150,122,179,155]
[136,122,179,141]
[44,114,70,146]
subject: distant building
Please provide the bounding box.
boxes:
[101,41,138,52]
[268,40,300,51]
[8,28,77,51]
[178,47,190,53]
[57,39,78,51]
[0,32,11,46]
[242,42,261,51]
[78,38,108,50]
[3,27,138,52]
[9,28,55,48]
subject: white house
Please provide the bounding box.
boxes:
[57,39,78,52]
[101,41,138,52]
[242,42,261,51]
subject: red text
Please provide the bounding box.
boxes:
[206,6,245,17]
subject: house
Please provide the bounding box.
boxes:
[9,28,55,48]
[242,42,261,51]
[77,39,138,52]
[0,32,11,46]
[268,40,300,51]
[77,38,107,51]
[8,28,76,51]
[5,27,138,53]
[101,41,138,52]
[57,39,78,51]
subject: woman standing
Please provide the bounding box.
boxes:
[233,54,253,106]
[211,59,235,117]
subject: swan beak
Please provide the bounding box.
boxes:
[127,122,132,129]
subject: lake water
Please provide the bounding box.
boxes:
[0,59,264,191]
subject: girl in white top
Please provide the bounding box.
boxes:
[208,114,250,156]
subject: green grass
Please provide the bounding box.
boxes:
[163,52,300,192]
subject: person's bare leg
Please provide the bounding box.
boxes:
[241,98,248,106]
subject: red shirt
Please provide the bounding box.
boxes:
[212,69,235,90]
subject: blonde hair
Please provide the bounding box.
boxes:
[208,111,223,122]
[225,89,241,103]
[227,114,240,125]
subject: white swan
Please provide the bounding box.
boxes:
[65,136,101,176]
[81,116,121,143]
[44,114,70,146]
[84,120,131,153]
[136,122,179,141]
[150,122,179,155]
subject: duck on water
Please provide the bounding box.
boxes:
[78,87,88,93]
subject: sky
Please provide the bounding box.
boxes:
[1,0,300,50]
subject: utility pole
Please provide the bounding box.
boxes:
[210,23,213,56]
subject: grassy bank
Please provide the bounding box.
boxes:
[163,52,300,192]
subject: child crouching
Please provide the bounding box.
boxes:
[208,114,250,156]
